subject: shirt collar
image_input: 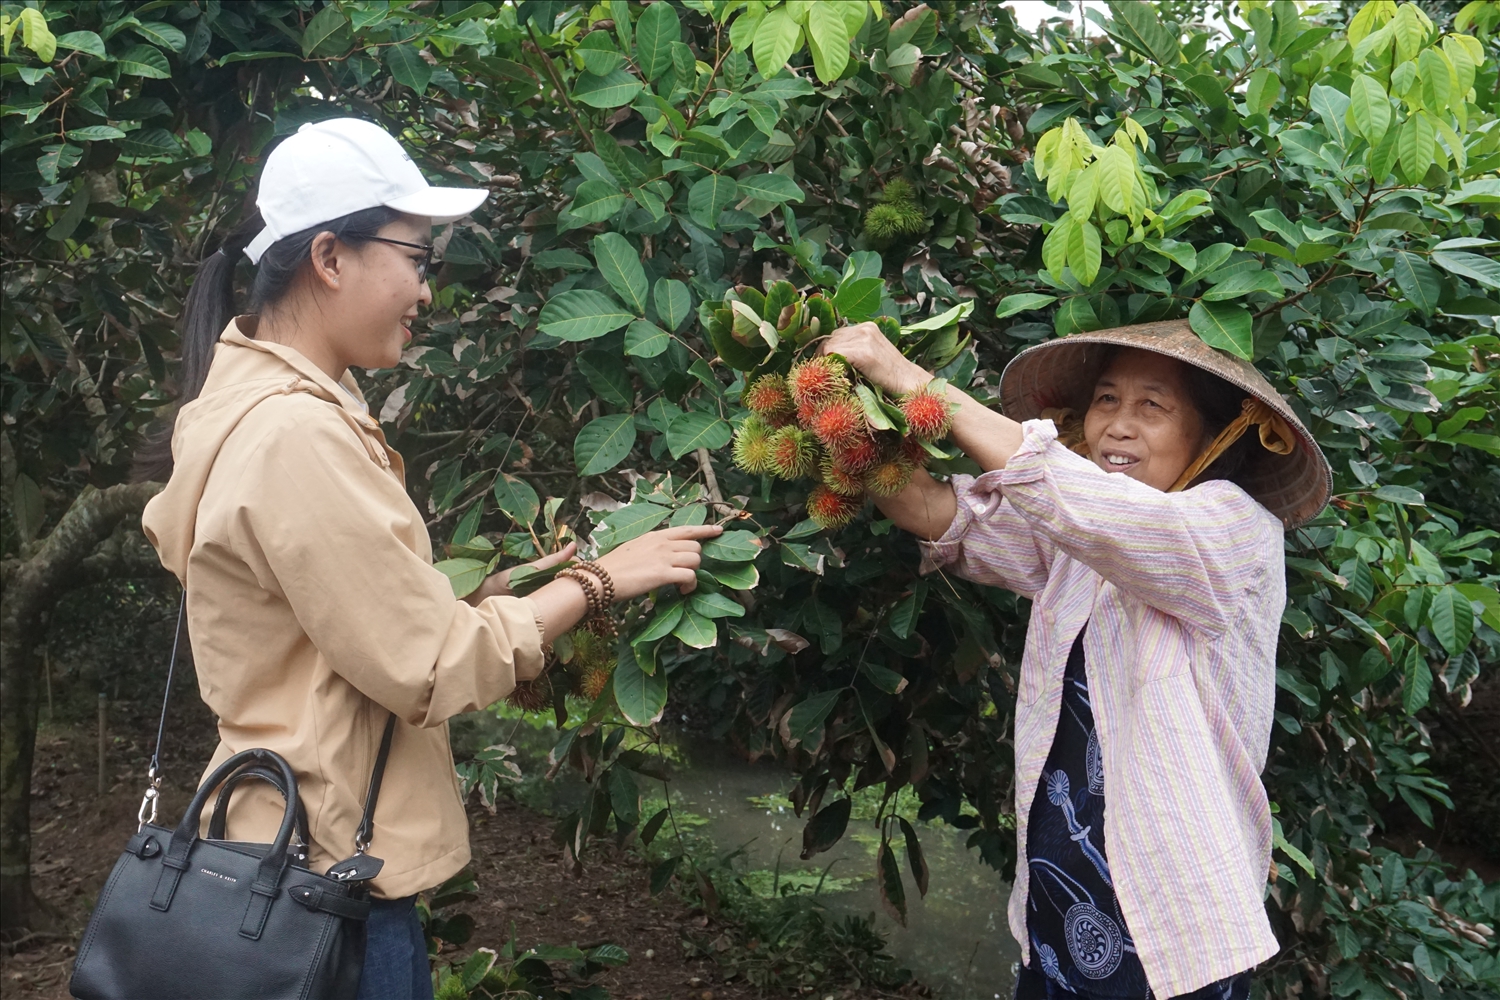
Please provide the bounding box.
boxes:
[220,316,377,427]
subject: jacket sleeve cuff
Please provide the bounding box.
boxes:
[997,418,1061,488]
[916,469,1010,574]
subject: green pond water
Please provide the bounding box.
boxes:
[451,706,1021,999]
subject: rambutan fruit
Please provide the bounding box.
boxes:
[899,384,956,441]
[742,374,795,418]
[787,356,850,409]
[806,484,863,531]
[768,426,819,480]
[732,416,777,475]
[833,434,882,474]
[899,435,930,466]
[579,663,613,701]
[864,457,916,497]
[821,457,865,496]
[507,675,553,712]
[808,394,867,449]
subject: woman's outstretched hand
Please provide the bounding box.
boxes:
[595,523,723,599]
[821,321,931,396]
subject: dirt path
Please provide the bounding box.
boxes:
[0,716,851,999]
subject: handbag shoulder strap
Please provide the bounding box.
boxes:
[354,713,397,854]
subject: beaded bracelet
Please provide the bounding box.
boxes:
[574,560,616,606]
[557,567,603,617]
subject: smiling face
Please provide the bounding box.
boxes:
[328,214,434,370]
[1082,348,1208,491]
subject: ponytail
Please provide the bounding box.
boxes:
[132,205,403,482]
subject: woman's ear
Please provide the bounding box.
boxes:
[307,230,343,291]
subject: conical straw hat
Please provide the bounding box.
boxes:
[998,320,1332,529]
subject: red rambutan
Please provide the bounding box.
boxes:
[732,416,777,474]
[787,356,851,409]
[821,457,865,496]
[742,374,795,418]
[864,457,916,497]
[899,384,956,441]
[899,435,929,465]
[808,394,867,449]
[833,434,882,473]
[768,426,820,480]
[806,484,863,530]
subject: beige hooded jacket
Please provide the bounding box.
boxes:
[141,317,545,898]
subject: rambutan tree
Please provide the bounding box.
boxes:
[4,1,1500,993]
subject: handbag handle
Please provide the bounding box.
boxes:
[208,763,311,856]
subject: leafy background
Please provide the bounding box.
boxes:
[2,0,1499,996]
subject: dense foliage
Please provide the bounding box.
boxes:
[3,0,1499,995]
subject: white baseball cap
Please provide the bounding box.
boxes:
[244,117,488,263]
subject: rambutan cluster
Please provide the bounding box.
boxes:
[730,356,960,532]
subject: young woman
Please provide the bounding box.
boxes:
[822,320,1331,1000]
[138,118,718,1000]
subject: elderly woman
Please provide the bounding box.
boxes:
[823,321,1331,1000]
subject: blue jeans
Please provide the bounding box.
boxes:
[1015,966,1251,1000]
[357,896,433,1000]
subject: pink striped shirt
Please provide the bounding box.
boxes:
[920,420,1283,997]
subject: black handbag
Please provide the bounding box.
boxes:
[70,598,398,1000]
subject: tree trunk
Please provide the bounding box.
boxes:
[0,482,163,940]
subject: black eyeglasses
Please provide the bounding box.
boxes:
[366,236,435,281]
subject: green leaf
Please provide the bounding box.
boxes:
[1188,301,1254,359]
[688,174,738,229]
[592,233,648,315]
[625,320,670,358]
[118,127,178,158]
[573,68,644,108]
[576,349,635,408]
[833,276,884,320]
[1271,818,1316,877]
[637,599,685,642]
[653,278,691,332]
[539,289,634,342]
[1428,585,1474,657]
[710,561,759,590]
[597,502,672,551]
[806,0,851,83]
[574,414,637,475]
[897,817,930,896]
[672,608,718,648]
[1293,242,1339,266]
[782,691,839,750]
[1200,269,1283,301]
[690,592,746,619]
[493,474,540,528]
[435,558,488,599]
[634,0,680,80]
[117,44,171,78]
[800,797,851,859]
[734,172,805,206]
[384,44,432,93]
[1402,643,1433,715]
[1245,68,1280,116]
[65,125,126,142]
[1430,251,1500,291]
[1392,251,1442,315]
[752,6,801,78]
[1397,111,1435,185]
[1373,485,1424,505]
[1347,74,1391,145]
[570,180,627,223]
[54,30,105,58]
[15,8,55,62]
[300,6,345,57]
[702,530,763,562]
[666,412,732,459]
[994,293,1057,320]
[877,838,907,926]
[614,648,668,725]
[1066,219,1102,286]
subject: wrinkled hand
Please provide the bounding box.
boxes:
[464,540,577,606]
[595,524,723,599]
[821,322,930,396]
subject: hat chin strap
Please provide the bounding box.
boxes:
[1169,397,1296,493]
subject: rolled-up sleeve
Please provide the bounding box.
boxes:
[919,472,1054,600]
[998,419,1279,634]
[227,400,544,727]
